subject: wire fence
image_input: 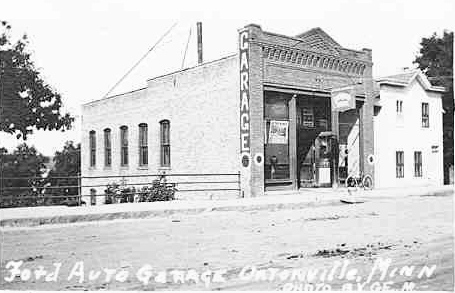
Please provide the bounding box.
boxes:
[0,172,241,208]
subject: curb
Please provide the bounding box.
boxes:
[1,186,452,228]
[0,199,344,228]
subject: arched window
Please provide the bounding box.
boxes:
[89,130,96,167]
[138,123,148,166]
[103,128,111,167]
[120,126,128,166]
[160,120,170,167]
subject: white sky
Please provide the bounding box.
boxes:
[1,0,454,156]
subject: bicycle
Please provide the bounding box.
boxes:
[345,172,373,191]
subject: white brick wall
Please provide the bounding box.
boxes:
[81,55,240,203]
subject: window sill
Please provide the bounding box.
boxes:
[137,166,149,170]
[120,166,129,170]
[158,167,172,173]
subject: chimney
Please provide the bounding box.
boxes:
[197,22,203,65]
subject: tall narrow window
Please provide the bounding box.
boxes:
[396,151,404,178]
[138,123,148,166]
[422,102,429,128]
[160,120,170,167]
[103,128,111,167]
[120,126,128,166]
[396,100,404,126]
[396,100,403,113]
[414,151,422,177]
[89,131,96,167]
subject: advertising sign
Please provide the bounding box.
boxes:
[268,120,289,144]
[331,86,355,112]
[239,30,250,155]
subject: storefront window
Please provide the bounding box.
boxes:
[264,92,290,181]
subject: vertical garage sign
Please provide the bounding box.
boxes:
[239,29,250,167]
[239,28,251,197]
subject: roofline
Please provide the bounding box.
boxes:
[260,29,367,55]
[82,53,237,107]
[146,53,237,82]
[376,79,446,92]
[83,87,147,106]
[295,27,340,47]
[376,70,446,93]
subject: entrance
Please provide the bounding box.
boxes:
[263,91,361,190]
[296,96,335,188]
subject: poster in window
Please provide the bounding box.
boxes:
[302,107,314,128]
[268,120,289,144]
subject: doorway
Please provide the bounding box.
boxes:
[296,96,334,188]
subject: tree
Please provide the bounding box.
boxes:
[0,143,48,207]
[45,141,80,203]
[414,30,454,184]
[0,21,74,140]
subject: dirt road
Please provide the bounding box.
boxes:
[1,194,453,290]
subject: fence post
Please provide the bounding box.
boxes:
[78,172,81,206]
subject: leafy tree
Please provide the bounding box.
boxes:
[0,144,48,207]
[45,141,80,203]
[414,30,454,183]
[0,20,74,140]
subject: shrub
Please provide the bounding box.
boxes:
[104,179,175,204]
[104,182,136,204]
[138,179,176,202]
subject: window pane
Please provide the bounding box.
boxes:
[414,151,422,177]
[106,150,111,166]
[264,94,289,119]
[141,148,148,165]
[162,145,170,166]
[264,92,291,181]
[422,103,429,127]
[396,151,404,178]
[120,126,128,166]
[161,122,169,144]
[104,129,111,167]
[139,124,147,146]
[121,147,128,166]
[89,131,96,167]
[160,121,170,167]
[121,127,128,146]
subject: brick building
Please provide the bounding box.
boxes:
[81,24,444,204]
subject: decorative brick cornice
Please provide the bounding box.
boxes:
[260,43,369,77]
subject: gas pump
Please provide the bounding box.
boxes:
[314,132,337,187]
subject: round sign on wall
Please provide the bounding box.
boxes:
[254,153,264,166]
[367,154,374,165]
[241,154,250,168]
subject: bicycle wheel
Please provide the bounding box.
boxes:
[345,176,357,189]
[362,175,373,190]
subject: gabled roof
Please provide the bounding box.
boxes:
[376,69,445,92]
[295,27,340,54]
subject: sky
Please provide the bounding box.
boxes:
[1,0,454,156]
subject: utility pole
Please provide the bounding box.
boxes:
[197,22,203,65]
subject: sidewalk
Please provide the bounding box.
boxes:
[1,185,452,228]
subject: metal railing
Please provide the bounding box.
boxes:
[0,172,241,208]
